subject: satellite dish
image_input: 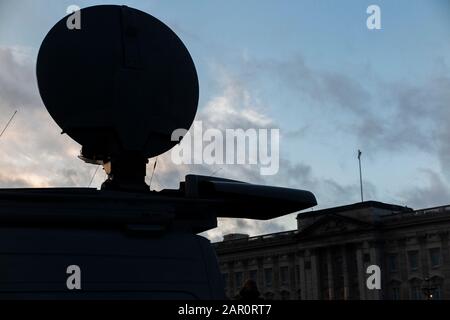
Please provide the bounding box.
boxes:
[36,5,198,191]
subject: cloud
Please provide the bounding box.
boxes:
[164,66,384,239]
[398,169,450,209]
[0,47,295,241]
[199,64,274,130]
[234,53,450,208]
[373,69,450,188]
[150,67,292,239]
[0,172,32,188]
[0,46,95,189]
[1,44,448,243]
[357,76,445,154]
[0,46,38,108]
[242,54,449,160]
[243,54,371,117]
[205,218,286,243]
[321,179,378,207]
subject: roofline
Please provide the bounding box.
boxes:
[296,200,413,219]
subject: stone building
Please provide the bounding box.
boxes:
[213,201,450,300]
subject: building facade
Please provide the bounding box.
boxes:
[213,201,450,300]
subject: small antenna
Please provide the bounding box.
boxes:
[0,110,18,139]
[358,149,364,202]
[149,157,158,190]
[88,165,100,187]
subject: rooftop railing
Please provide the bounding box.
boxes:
[213,229,298,246]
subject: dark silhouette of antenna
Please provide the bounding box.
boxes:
[88,165,100,187]
[358,149,364,202]
[0,110,17,139]
[149,158,158,190]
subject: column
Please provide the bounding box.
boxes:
[397,238,408,299]
[273,255,279,299]
[356,245,366,300]
[417,235,429,278]
[243,259,249,282]
[439,232,450,299]
[288,253,296,300]
[228,261,235,296]
[299,252,307,300]
[327,248,334,300]
[310,249,320,299]
[257,257,264,293]
[342,245,350,300]
[369,243,381,300]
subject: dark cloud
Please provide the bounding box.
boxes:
[357,77,445,153]
[399,169,450,209]
[283,125,309,140]
[244,54,371,116]
[0,47,39,109]
[233,53,450,208]
[321,179,377,207]
[242,54,449,162]
[274,158,316,189]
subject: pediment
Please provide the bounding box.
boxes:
[299,214,373,238]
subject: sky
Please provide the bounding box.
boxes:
[0,0,449,241]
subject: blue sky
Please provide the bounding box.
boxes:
[0,0,449,240]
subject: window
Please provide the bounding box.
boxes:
[305,261,311,269]
[391,287,400,300]
[280,266,289,285]
[235,272,243,288]
[429,248,441,268]
[408,251,419,271]
[249,270,258,281]
[388,254,398,272]
[264,268,273,287]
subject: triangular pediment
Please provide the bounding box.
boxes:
[298,214,374,238]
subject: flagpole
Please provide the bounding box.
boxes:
[358,149,363,202]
